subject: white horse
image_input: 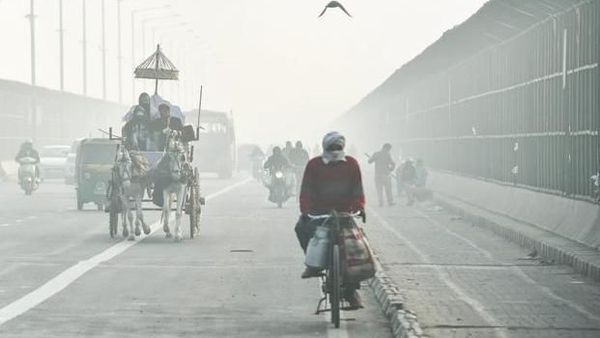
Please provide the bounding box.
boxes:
[115,146,151,241]
[159,131,191,241]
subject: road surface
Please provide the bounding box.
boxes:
[0,177,391,337]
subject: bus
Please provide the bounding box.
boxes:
[187,110,236,178]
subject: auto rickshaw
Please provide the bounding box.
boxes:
[75,138,119,210]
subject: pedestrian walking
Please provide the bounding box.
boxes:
[368,143,395,206]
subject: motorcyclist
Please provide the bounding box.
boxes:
[15,140,40,180]
[288,141,310,194]
[295,131,365,309]
[263,146,291,174]
[250,146,266,180]
[289,141,310,170]
[263,146,292,201]
[283,141,294,159]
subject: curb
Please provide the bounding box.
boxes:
[435,194,600,283]
[368,258,426,338]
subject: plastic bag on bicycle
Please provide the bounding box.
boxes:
[341,226,375,283]
[305,226,330,269]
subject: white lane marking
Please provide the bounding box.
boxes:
[0,177,251,326]
[368,207,509,338]
[25,216,36,220]
[15,220,24,224]
[414,206,600,323]
[323,282,349,338]
[0,224,9,227]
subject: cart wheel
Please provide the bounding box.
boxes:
[189,168,201,239]
[330,244,341,328]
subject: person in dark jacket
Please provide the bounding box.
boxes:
[368,143,395,206]
[398,159,417,205]
[263,146,292,201]
[151,103,184,151]
[288,141,310,195]
[295,131,366,309]
[263,146,291,174]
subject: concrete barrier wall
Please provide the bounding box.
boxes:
[0,79,126,161]
[429,171,600,249]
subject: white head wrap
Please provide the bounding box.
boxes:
[321,131,347,164]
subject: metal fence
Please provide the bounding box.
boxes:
[346,0,600,202]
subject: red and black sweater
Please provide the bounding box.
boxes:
[299,156,365,214]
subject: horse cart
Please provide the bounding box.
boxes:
[106,143,203,240]
[105,44,204,241]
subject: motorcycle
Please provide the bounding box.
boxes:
[269,170,290,208]
[18,157,39,195]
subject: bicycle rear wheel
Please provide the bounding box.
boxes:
[330,244,341,328]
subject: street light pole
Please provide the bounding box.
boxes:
[141,14,180,59]
[82,0,87,96]
[27,0,36,86]
[58,0,64,91]
[130,5,170,101]
[101,0,107,100]
[26,0,37,143]
[117,0,123,103]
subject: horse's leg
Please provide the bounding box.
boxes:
[134,186,142,236]
[120,195,129,238]
[126,194,135,241]
[163,188,172,238]
[174,185,185,241]
[138,185,151,235]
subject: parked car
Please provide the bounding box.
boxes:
[64,139,83,185]
[39,145,70,179]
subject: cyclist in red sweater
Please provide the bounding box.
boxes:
[295,131,366,309]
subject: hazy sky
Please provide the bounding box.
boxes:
[0,0,487,144]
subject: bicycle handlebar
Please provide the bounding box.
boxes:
[307,211,359,219]
[306,210,366,223]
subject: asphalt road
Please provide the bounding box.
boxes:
[3,173,600,338]
[0,177,391,338]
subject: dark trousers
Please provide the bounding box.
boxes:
[294,216,360,292]
[295,216,316,254]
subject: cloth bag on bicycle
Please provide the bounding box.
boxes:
[341,226,375,283]
[305,226,330,269]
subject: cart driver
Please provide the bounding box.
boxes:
[151,103,184,151]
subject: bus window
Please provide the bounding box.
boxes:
[199,122,228,134]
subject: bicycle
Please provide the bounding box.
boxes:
[308,210,365,328]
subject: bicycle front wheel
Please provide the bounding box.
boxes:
[330,244,341,328]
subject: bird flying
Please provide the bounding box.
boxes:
[318,1,352,18]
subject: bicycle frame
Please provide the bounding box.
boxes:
[309,211,361,327]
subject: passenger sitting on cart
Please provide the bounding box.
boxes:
[122,105,151,151]
[151,103,184,151]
